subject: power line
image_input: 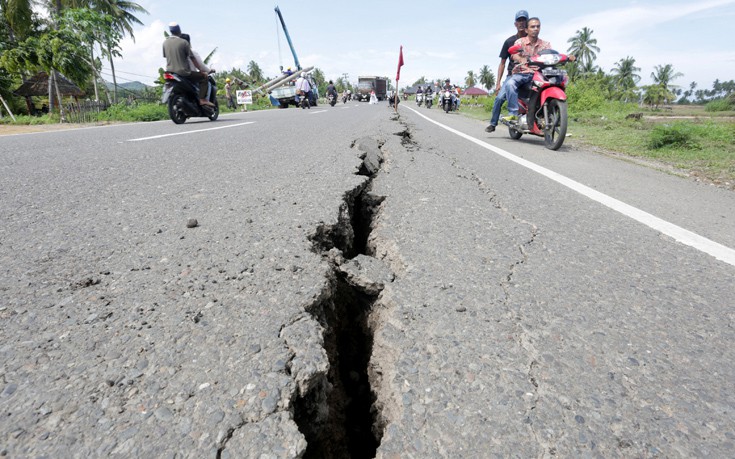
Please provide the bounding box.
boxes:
[99,70,155,86]
[100,67,158,80]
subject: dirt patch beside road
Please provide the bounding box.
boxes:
[0,122,120,136]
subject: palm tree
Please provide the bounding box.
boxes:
[566,27,600,69]
[651,64,683,93]
[610,56,640,100]
[94,0,148,103]
[465,70,476,88]
[478,65,495,92]
[247,60,264,84]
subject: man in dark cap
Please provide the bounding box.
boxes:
[162,22,213,107]
[486,10,528,133]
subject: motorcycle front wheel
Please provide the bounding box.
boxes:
[544,99,568,150]
[168,95,187,124]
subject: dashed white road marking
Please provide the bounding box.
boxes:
[127,122,255,142]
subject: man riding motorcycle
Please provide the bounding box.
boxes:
[501,17,574,123]
[162,23,212,107]
[442,79,457,110]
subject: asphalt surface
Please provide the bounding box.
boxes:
[1,101,734,458]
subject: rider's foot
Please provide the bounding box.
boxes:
[485,124,496,133]
[199,99,215,107]
[501,114,517,122]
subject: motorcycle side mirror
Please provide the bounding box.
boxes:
[508,44,522,55]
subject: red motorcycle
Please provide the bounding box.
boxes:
[501,45,572,150]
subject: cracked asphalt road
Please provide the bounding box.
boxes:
[1,103,734,458]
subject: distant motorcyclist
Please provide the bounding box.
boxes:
[442,79,457,108]
[295,72,312,107]
[425,84,434,106]
[326,80,338,98]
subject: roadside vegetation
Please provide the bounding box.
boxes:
[459,86,734,189]
[446,27,735,190]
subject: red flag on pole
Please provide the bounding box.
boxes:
[396,46,404,81]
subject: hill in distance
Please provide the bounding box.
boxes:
[104,81,150,92]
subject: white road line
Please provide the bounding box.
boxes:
[127,122,255,142]
[401,105,735,267]
[309,110,328,114]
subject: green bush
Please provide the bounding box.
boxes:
[0,114,60,125]
[704,99,733,112]
[648,123,700,150]
[97,102,168,122]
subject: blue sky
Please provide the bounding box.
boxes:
[108,0,734,91]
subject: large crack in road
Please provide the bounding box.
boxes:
[277,138,390,458]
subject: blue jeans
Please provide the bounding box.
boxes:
[506,73,534,116]
[489,77,510,126]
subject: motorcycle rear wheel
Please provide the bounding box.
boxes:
[544,99,568,150]
[208,100,219,121]
[508,126,523,140]
[168,95,187,124]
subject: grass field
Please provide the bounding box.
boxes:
[457,98,735,190]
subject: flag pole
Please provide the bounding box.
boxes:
[395,45,404,114]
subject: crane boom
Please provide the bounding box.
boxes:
[274,6,301,70]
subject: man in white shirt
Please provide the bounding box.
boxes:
[295,72,312,107]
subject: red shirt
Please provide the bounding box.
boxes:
[512,36,552,74]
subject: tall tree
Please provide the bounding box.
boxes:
[478,65,495,92]
[651,63,683,94]
[465,70,476,88]
[97,0,147,103]
[0,0,34,41]
[247,60,264,84]
[566,27,600,69]
[610,56,640,90]
[61,8,119,102]
[610,56,640,101]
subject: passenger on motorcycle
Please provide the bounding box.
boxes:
[486,9,528,133]
[180,33,215,101]
[162,23,212,107]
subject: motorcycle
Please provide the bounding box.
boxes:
[425,92,433,109]
[298,90,311,109]
[441,88,457,113]
[328,92,337,107]
[162,70,219,124]
[416,92,424,107]
[500,46,571,150]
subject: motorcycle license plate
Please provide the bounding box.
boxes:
[161,84,172,103]
[542,69,562,77]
